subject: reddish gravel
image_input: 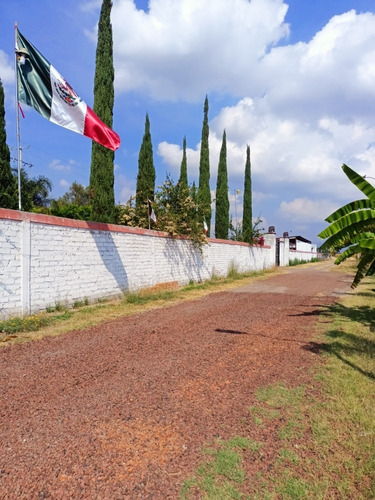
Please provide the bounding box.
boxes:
[0,262,352,499]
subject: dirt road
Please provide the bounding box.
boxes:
[0,262,352,499]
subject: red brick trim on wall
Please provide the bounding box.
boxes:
[0,208,270,247]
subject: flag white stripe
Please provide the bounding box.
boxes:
[49,65,87,135]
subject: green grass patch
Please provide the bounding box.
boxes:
[289,257,320,266]
[249,406,280,428]
[181,436,262,499]
[227,261,241,280]
[276,448,300,466]
[255,382,306,408]
[124,289,178,305]
[53,311,74,321]
[275,473,310,498]
[0,313,50,335]
[73,297,89,308]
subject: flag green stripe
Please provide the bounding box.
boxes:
[17,30,52,120]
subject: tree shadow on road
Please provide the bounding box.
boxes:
[302,332,375,381]
[215,328,248,335]
[215,328,308,344]
[301,300,375,382]
[291,303,375,331]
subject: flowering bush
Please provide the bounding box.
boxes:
[118,176,207,249]
[0,313,50,334]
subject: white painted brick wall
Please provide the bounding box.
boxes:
[0,220,22,316]
[0,210,278,320]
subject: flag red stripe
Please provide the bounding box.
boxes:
[83,106,121,151]
[18,102,25,119]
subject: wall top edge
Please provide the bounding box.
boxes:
[0,208,271,247]
[0,208,164,237]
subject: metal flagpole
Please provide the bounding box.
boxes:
[15,22,22,211]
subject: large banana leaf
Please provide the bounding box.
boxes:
[332,233,375,265]
[319,209,375,238]
[358,233,375,250]
[325,199,374,223]
[319,164,375,288]
[342,164,375,201]
[320,228,374,253]
[334,244,361,265]
[351,253,375,288]
[366,260,375,276]
[318,210,375,249]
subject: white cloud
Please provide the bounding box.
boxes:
[0,50,14,85]
[49,159,73,172]
[259,11,375,123]
[116,174,136,204]
[158,97,375,204]
[157,141,199,179]
[110,2,375,117]
[59,179,70,188]
[88,2,375,241]
[111,0,289,100]
[106,2,375,217]
[81,0,102,12]
[279,198,339,223]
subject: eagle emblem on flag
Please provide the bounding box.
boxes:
[54,78,81,107]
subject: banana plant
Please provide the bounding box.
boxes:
[318,164,375,288]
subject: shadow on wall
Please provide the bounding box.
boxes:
[0,282,14,317]
[90,229,128,292]
[0,228,19,317]
[163,238,209,283]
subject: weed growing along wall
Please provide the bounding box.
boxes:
[0,209,276,319]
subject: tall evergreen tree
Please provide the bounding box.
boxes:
[191,181,197,206]
[198,95,211,236]
[242,145,253,243]
[178,136,188,189]
[136,114,156,215]
[89,0,116,223]
[215,130,229,239]
[0,79,17,209]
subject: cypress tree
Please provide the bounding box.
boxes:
[242,145,253,243]
[89,0,116,223]
[0,79,17,209]
[198,95,211,236]
[136,114,155,215]
[215,130,229,239]
[191,181,197,205]
[178,136,188,189]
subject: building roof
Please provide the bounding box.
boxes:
[288,236,312,244]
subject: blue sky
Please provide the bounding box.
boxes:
[1,0,375,243]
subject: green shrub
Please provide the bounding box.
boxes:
[0,313,50,334]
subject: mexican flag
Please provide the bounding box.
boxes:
[16,28,120,151]
[148,199,157,224]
